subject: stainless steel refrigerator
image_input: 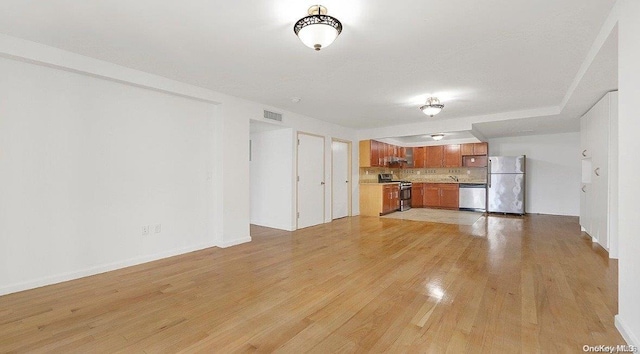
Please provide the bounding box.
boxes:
[487,155,526,214]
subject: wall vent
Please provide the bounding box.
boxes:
[263,110,283,122]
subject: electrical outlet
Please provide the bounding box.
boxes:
[154,224,162,234]
[142,225,149,236]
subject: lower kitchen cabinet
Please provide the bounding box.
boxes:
[424,184,440,208]
[383,184,400,214]
[411,183,424,208]
[424,183,459,209]
[359,183,400,216]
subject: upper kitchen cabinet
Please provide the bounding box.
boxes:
[359,140,405,168]
[579,91,618,257]
[443,144,461,167]
[359,140,375,167]
[361,140,480,168]
[425,146,443,168]
[414,147,427,168]
[426,145,462,168]
[461,142,488,156]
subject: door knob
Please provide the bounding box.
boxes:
[320,181,325,185]
[345,180,349,183]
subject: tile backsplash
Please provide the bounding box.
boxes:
[359,167,400,183]
[360,167,487,183]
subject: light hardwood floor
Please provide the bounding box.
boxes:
[0,215,624,352]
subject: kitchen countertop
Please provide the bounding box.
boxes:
[360,181,486,185]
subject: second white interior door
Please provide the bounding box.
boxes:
[332,140,349,219]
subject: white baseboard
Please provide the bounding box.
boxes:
[616,315,639,347]
[250,220,294,231]
[216,236,252,248]
[0,241,218,297]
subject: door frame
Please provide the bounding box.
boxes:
[330,138,352,220]
[296,131,325,230]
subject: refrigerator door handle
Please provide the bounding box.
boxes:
[487,159,491,188]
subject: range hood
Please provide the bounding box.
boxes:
[388,156,408,165]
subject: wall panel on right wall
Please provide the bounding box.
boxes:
[488,132,580,216]
[616,0,640,346]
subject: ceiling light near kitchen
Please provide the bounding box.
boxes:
[431,134,445,141]
[420,97,444,117]
[294,5,343,51]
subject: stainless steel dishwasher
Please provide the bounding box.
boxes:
[459,183,487,211]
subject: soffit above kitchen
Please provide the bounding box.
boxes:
[0,0,616,133]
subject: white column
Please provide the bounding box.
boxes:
[215,99,252,247]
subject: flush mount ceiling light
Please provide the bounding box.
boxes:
[293,5,342,51]
[420,97,445,117]
[431,134,445,141]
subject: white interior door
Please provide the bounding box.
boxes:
[297,133,325,229]
[332,140,350,219]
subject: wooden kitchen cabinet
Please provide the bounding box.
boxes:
[361,140,477,169]
[461,143,474,156]
[426,146,443,168]
[474,142,488,155]
[443,144,461,167]
[359,140,384,167]
[371,140,381,166]
[383,184,400,214]
[414,147,426,168]
[462,155,488,167]
[440,184,460,208]
[426,145,461,168]
[424,184,441,207]
[359,183,399,216]
[461,142,488,156]
[424,183,459,209]
[359,140,375,167]
[411,183,424,208]
[359,140,405,168]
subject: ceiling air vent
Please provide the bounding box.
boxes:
[263,110,283,122]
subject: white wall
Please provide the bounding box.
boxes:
[0,56,220,294]
[250,128,295,230]
[0,34,358,294]
[488,132,581,216]
[616,0,640,347]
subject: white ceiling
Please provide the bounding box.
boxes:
[0,0,618,137]
[380,131,479,146]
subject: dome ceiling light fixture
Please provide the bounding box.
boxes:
[431,134,445,141]
[293,5,343,51]
[420,97,445,117]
